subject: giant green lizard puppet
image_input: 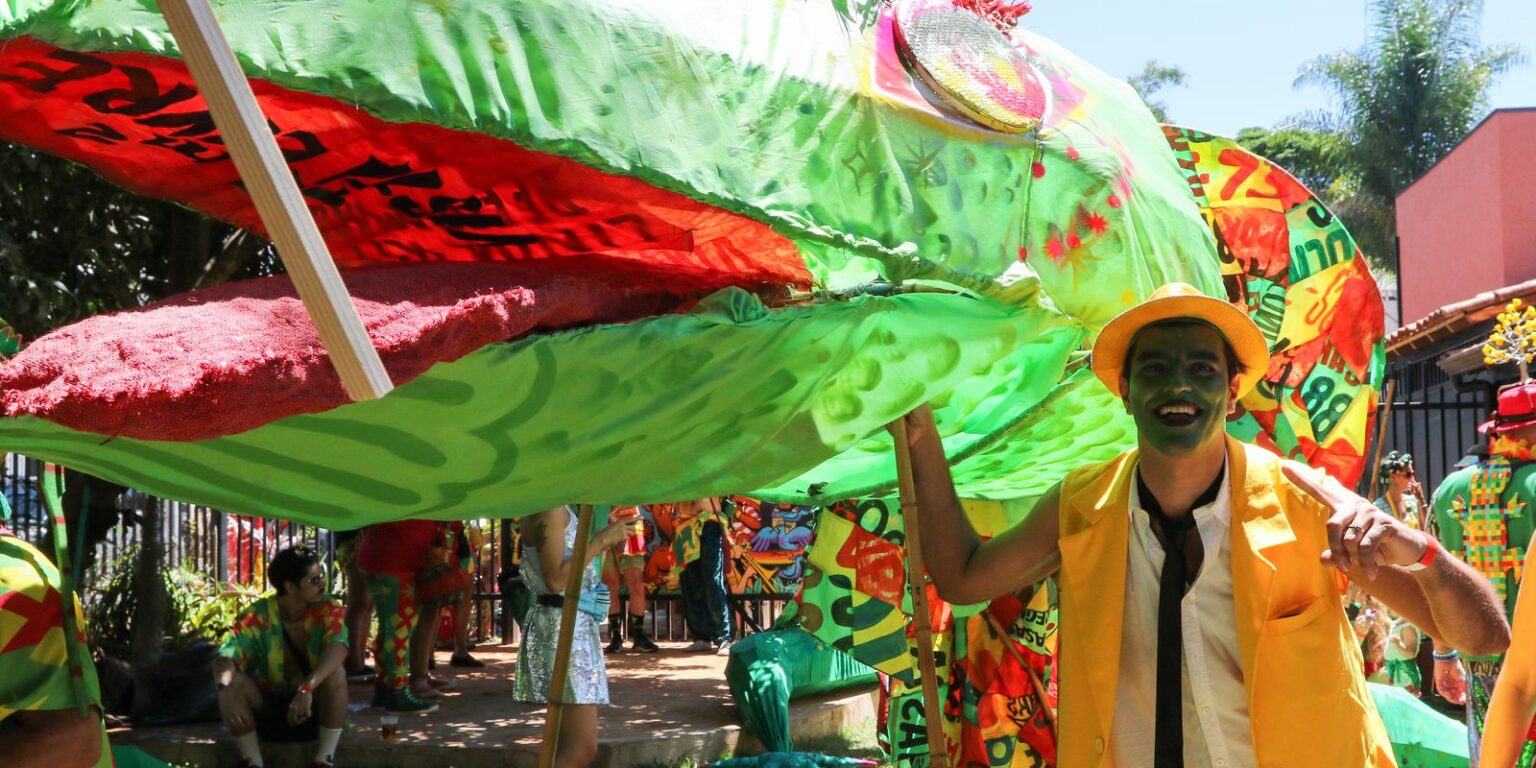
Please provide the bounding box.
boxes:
[0,0,1382,531]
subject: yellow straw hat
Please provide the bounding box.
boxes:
[1090,282,1269,398]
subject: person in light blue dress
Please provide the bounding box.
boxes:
[514,505,637,767]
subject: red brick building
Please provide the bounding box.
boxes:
[1397,108,1536,324]
[1381,108,1536,494]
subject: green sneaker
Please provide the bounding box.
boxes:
[384,687,438,715]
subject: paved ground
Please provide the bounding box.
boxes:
[111,641,878,767]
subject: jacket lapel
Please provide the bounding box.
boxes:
[1058,450,1136,746]
[1227,438,1295,689]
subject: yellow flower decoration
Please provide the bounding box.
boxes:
[1485,298,1536,381]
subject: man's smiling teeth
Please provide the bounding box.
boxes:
[1158,404,1197,416]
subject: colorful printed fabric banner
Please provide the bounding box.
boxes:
[786,498,1056,766]
[1164,127,1386,486]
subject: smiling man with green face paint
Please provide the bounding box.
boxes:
[1121,321,1239,461]
[900,282,1509,767]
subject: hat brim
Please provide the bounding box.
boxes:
[1090,293,1269,399]
[1479,414,1536,435]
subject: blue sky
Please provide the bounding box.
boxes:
[1019,0,1535,136]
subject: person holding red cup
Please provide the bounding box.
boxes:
[600,505,658,653]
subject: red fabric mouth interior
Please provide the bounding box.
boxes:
[0,37,813,441]
[1,259,771,442]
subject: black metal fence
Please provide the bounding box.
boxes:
[3,453,332,591]
[1365,357,1494,500]
[3,454,790,646]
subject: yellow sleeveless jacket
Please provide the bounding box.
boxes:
[1054,436,1395,767]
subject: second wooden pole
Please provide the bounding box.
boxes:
[891,419,951,768]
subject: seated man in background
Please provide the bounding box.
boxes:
[214,546,348,768]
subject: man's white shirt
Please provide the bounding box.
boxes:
[1109,462,1257,768]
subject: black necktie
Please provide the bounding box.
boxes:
[1137,470,1221,768]
[1153,509,1194,768]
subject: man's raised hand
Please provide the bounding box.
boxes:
[1282,462,1430,581]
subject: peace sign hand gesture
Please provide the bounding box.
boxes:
[1282,462,1430,581]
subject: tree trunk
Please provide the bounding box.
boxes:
[193,230,269,290]
[165,209,214,294]
[129,503,168,669]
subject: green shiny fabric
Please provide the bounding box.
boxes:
[0,0,1223,522]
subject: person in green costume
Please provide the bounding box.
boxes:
[1384,617,1424,694]
[0,491,112,767]
[1442,380,1536,766]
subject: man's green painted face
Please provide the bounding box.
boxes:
[1119,323,1238,456]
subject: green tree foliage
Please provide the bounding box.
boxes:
[0,143,279,340]
[1126,60,1187,123]
[1297,0,1523,267]
[0,142,279,667]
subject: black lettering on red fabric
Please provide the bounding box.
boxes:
[141,133,228,163]
[56,122,127,145]
[0,50,111,93]
[506,185,588,218]
[443,228,541,246]
[136,109,219,139]
[8,43,715,262]
[273,129,325,164]
[389,193,539,246]
[82,65,196,116]
[305,156,445,206]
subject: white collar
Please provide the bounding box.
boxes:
[1130,458,1231,530]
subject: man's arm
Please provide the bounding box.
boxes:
[1430,636,1469,704]
[289,642,349,726]
[212,655,256,734]
[212,655,238,688]
[903,405,1061,605]
[0,706,104,768]
[305,641,349,691]
[1283,463,1509,656]
[1356,559,1506,655]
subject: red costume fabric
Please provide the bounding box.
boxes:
[357,520,444,576]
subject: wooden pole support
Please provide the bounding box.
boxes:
[157,0,393,401]
[1366,379,1398,501]
[538,504,598,768]
[891,418,951,768]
